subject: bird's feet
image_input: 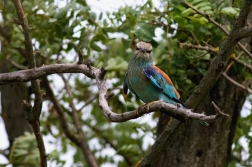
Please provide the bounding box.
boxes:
[135,101,161,115]
[135,107,140,115]
[145,100,161,111]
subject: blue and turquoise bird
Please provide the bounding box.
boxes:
[123,41,208,126]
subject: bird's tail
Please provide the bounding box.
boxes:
[197,120,209,126]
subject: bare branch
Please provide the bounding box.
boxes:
[77,50,84,64]
[222,72,252,94]
[0,149,9,159]
[12,0,35,68]
[0,63,95,85]
[179,42,218,54]
[231,57,252,73]
[6,55,27,70]
[12,0,42,117]
[23,100,47,166]
[237,42,252,60]
[211,102,230,117]
[42,77,81,144]
[60,74,98,167]
[12,0,46,166]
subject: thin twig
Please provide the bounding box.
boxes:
[222,72,252,94]
[0,149,8,159]
[211,102,230,117]
[231,57,252,73]
[42,77,81,144]
[77,50,84,64]
[6,55,27,70]
[60,74,98,167]
[179,42,218,54]
[224,51,243,73]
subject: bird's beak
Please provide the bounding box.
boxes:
[139,47,146,53]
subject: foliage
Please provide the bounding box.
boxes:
[9,133,40,166]
[0,0,251,166]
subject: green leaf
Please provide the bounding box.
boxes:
[220,7,240,16]
[54,5,71,19]
[135,22,156,42]
[90,43,102,52]
[181,8,194,16]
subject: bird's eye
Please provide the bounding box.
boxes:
[146,50,152,53]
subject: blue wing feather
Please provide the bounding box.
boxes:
[144,66,184,106]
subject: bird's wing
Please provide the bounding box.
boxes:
[144,65,186,107]
[123,72,128,95]
[123,71,139,98]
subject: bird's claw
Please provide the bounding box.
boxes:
[135,101,161,115]
[145,100,161,111]
[135,108,140,115]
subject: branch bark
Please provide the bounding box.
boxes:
[179,42,218,54]
[0,63,95,85]
[12,0,46,166]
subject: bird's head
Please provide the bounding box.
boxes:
[133,41,152,60]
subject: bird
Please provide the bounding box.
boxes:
[123,41,208,126]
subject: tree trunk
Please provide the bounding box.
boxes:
[155,70,247,167]
[0,61,32,148]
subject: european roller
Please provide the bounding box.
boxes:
[123,41,208,126]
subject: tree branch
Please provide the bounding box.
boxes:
[6,55,27,70]
[23,100,47,167]
[0,63,95,85]
[42,77,81,144]
[179,42,218,54]
[60,74,98,167]
[236,26,252,39]
[0,149,9,159]
[12,0,46,166]
[222,72,252,94]
[231,57,252,73]
[211,102,230,117]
